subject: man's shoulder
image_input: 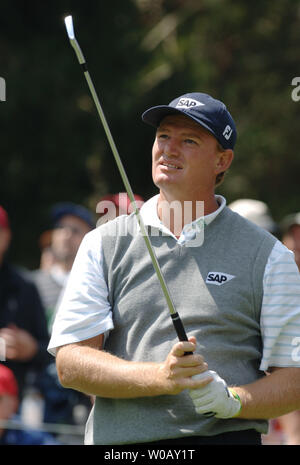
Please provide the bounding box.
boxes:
[96,213,138,236]
[223,206,277,241]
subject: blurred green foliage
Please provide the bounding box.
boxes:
[0,0,300,268]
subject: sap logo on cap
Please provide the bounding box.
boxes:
[223,125,233,140]
[206,272,235,286]
[176,98,205,109]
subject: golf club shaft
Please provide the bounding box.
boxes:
[65,18,190,347]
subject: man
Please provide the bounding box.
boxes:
[32,202,95,331]
[32,202,94,425]
[0,206,49,399]
[48,93,300,445]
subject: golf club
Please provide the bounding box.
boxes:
[64,15,191,350]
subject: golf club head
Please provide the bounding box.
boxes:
[64,15,85,65]
[64,15,75,40]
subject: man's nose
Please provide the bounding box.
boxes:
[163,138,180,157]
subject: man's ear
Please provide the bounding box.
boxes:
[215,149,234,174]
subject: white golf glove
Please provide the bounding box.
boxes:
[189,370,242,419]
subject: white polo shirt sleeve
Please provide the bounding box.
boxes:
[47,228,113,356]
[260,240,300,371]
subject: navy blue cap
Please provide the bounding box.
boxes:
[51,202,95,229]
[142,92,237,150]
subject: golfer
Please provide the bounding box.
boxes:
[48,92,300,445]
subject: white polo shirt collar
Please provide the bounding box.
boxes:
[139,194,226,244]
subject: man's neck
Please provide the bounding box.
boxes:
[157,191,219,237]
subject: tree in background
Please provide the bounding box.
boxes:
[0,0,300,267]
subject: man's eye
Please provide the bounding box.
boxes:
[185,138,197,145]
[158,134,168,139]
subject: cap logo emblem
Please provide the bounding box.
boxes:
[176,98,205,109]
[223,125,233,140]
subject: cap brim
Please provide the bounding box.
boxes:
[142,105,218,142]
[142,106,186,127]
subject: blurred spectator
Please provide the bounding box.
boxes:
[274,212,300,444]
[96,192,144,226]
[0,206,50,399]
[32,202,95,330]
[228,198,278,235]
[38,230,55,271]
[0,363,59,445]
[31,202,94,426]
[280,212,300,270]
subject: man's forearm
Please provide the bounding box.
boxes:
[55,336,210,399]
[56,343,165,398]
[234,367,300,419]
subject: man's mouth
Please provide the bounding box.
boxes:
[161,162,182,170]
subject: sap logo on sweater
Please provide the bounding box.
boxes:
[206,272,235,286]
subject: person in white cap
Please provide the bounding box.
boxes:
[228,198,278,235]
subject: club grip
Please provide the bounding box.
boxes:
[170,313,193,355]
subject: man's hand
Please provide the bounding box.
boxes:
[157,336,212,395]
[189,370,242,418]
[0,324,38,361]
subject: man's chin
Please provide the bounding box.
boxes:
[154,175,181,192]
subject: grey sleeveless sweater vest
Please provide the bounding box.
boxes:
[85,206,276,444]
